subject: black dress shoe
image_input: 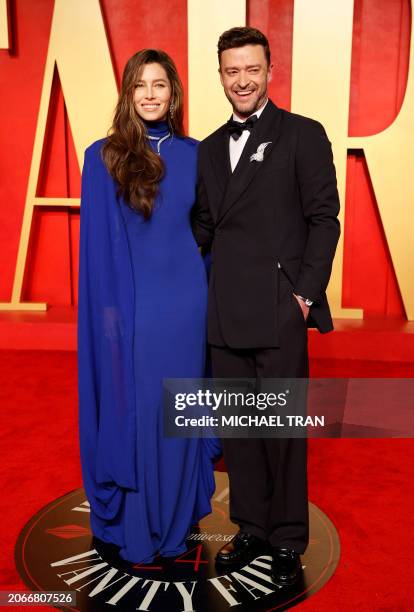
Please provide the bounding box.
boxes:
[216,531,268,567]
[271,547,302,587]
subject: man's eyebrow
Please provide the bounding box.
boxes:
[224,64,261,70]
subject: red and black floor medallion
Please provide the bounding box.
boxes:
[15,472,340,611]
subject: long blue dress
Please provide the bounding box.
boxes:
[78,121,220,564]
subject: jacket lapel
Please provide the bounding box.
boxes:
[217,100,283,223]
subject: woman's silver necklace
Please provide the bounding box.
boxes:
[147,132,172,155]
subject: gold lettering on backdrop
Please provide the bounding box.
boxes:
[349,2,414,321]
[2,2,413,318]
[0,0,117,310]
[188,0,246,139]
[0,0,9,49]
[291,0,362,319]
[292,0,414,320]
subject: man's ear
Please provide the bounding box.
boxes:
[267,62,274,83]
[219,67,224,86]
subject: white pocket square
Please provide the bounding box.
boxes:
[250,142,272,162]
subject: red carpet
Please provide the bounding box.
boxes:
[1,350,414,610]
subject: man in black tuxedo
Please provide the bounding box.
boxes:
[191,27,340,587]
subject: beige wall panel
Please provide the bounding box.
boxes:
[188,0,246,139]
[0,0,9,49]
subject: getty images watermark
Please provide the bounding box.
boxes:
[163,378,414,439]
[173,386,317,428]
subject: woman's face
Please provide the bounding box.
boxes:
[133,62,172,122]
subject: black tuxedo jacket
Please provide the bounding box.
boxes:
[191,100,340,349]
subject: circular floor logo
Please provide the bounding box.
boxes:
[16,472,340,611]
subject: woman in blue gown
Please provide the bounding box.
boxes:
[78,49,220,564]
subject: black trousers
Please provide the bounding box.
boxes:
[210,272,309,553]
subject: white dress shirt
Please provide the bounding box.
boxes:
[229,99,268,172]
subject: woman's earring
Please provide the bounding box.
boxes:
[169,102,174,119]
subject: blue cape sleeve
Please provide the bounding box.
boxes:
[77,143,137,518]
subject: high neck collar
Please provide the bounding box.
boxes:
[144,119,170,137]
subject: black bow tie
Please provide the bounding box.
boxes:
[227,115,258,141]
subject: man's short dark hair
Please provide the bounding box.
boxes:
[218,27,271,65]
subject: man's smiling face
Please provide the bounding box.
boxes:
[219,44,272,119]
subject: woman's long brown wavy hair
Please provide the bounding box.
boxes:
[102,49,185,218]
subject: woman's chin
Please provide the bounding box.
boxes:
[138,111,167,122]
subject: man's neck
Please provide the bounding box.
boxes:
[233,98,269,121]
